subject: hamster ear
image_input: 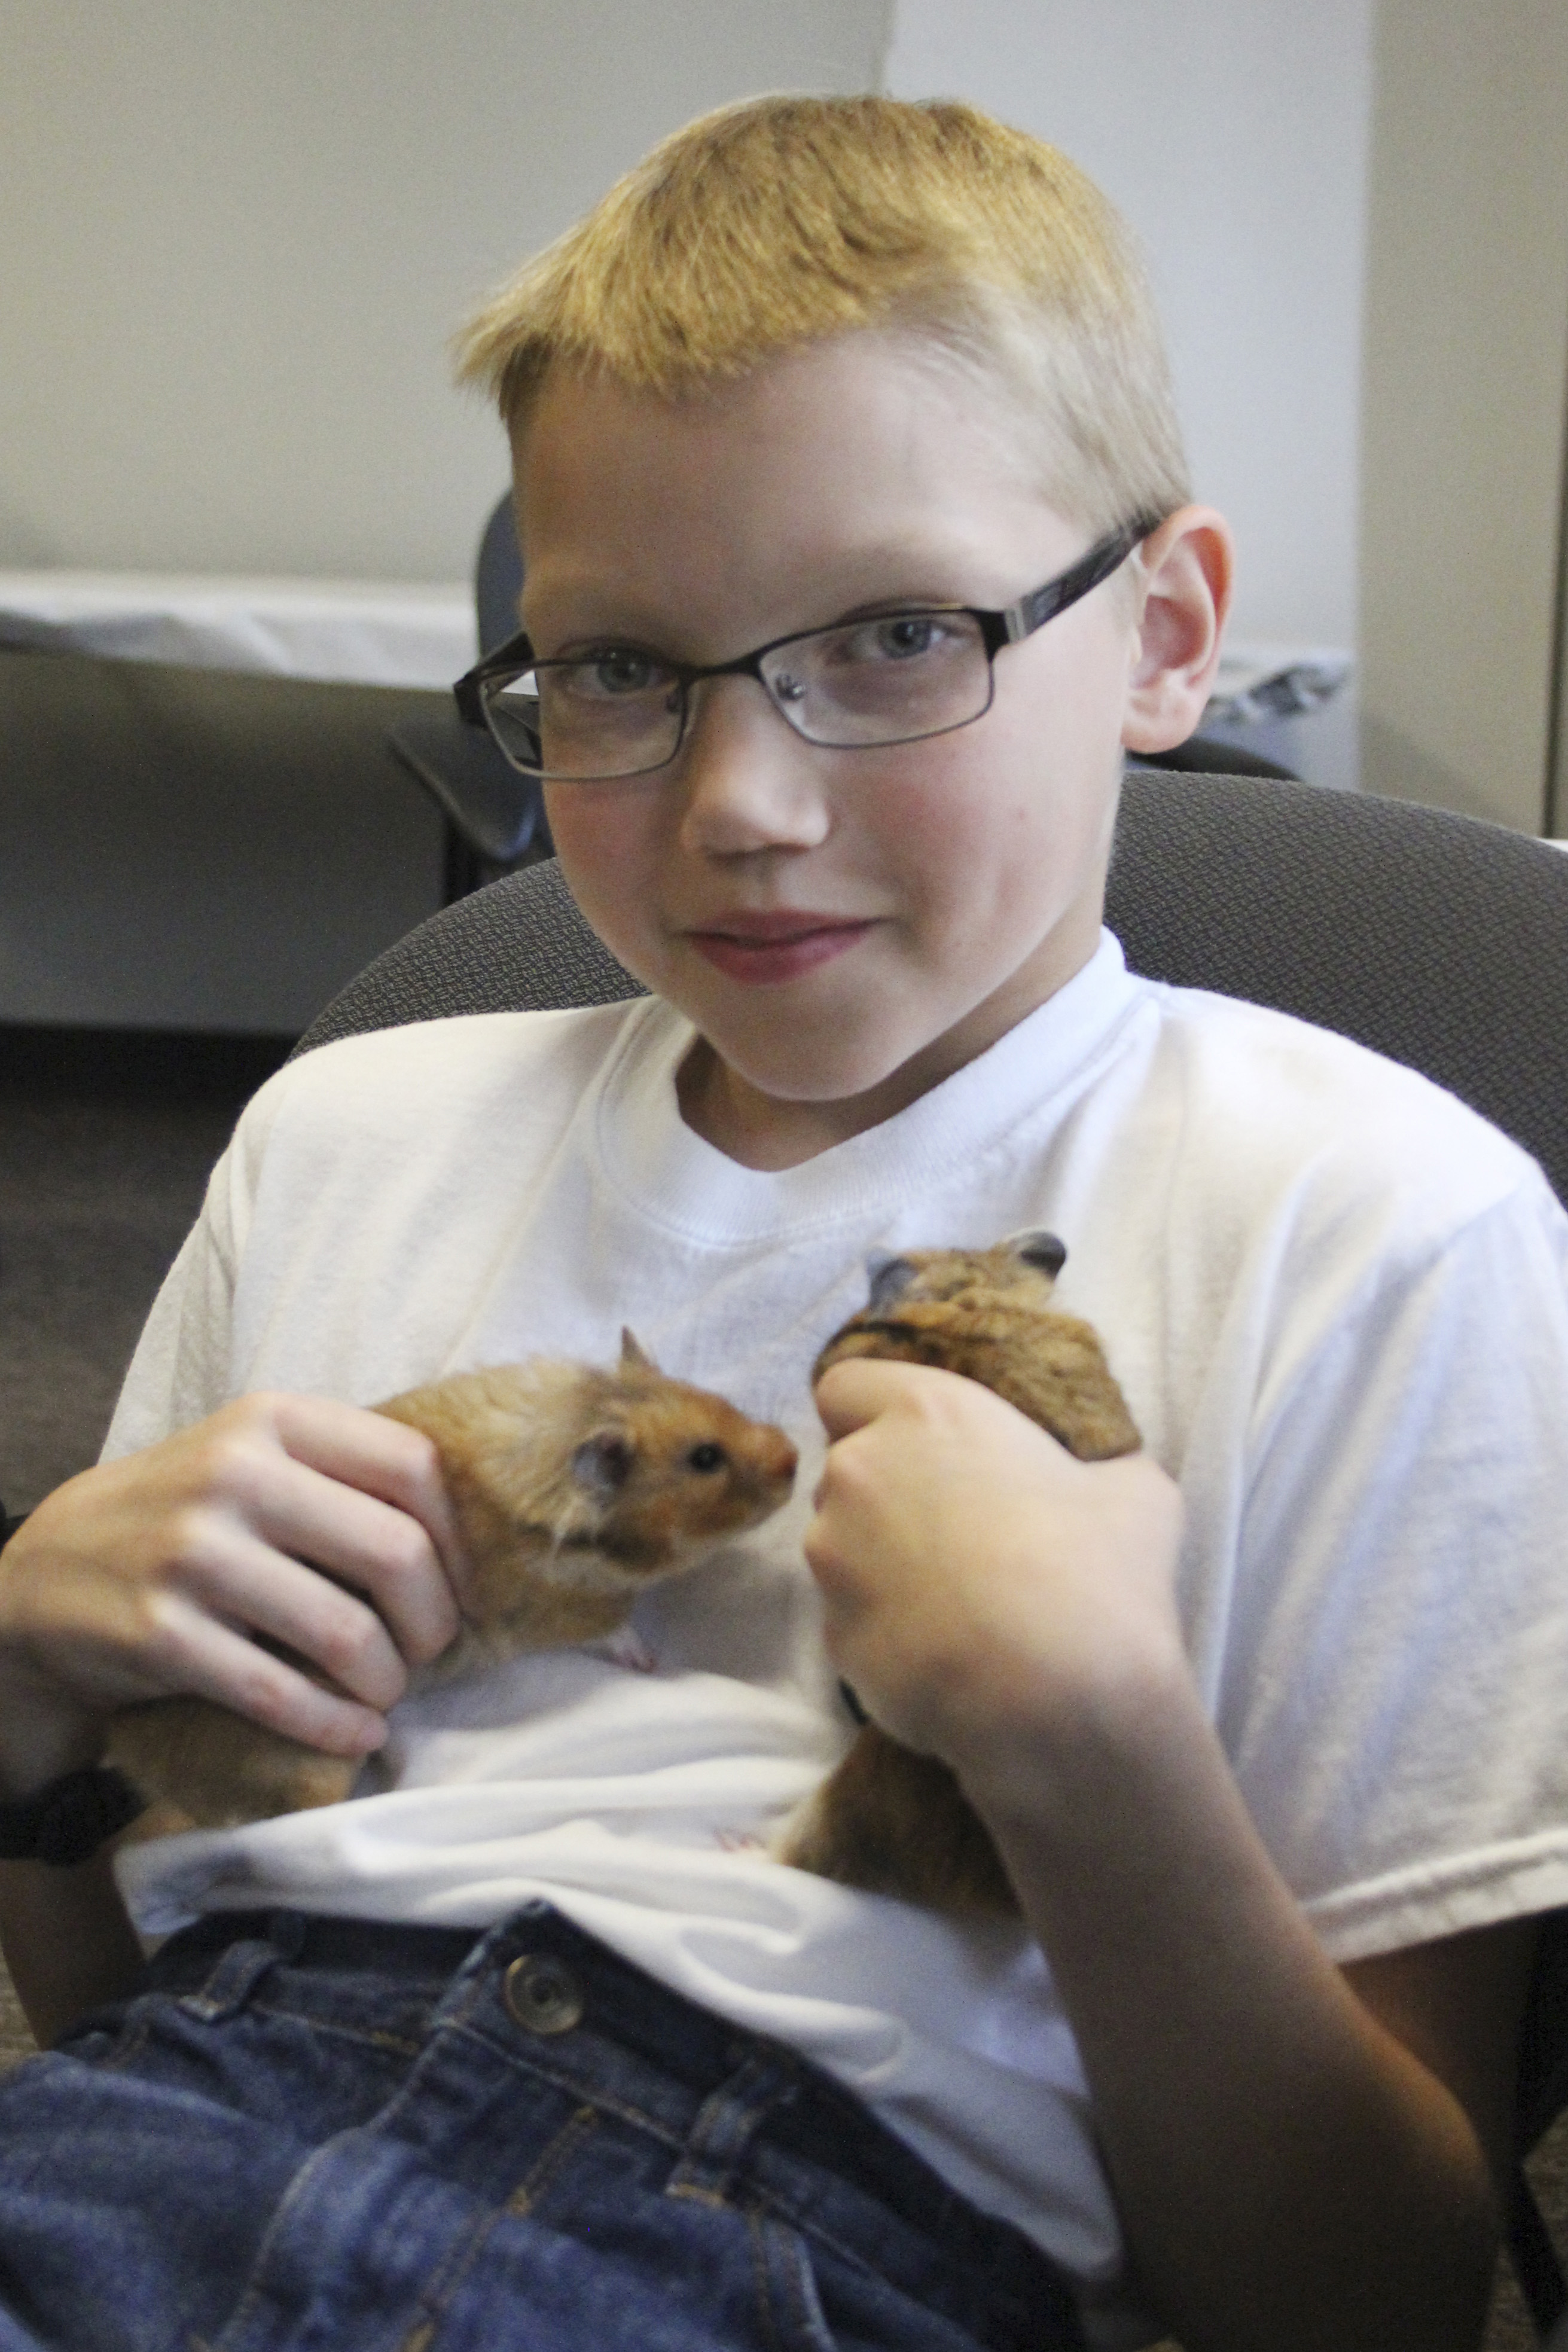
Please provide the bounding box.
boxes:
[1008,1230,1067,1278]
[620,1328,656,1371]
[865,1252,916,1310]
[572,1428,636,1497]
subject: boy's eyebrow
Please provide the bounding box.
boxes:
[540,590,975,649]
[524,537,1053,655]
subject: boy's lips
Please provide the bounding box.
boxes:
[682,911,877,985]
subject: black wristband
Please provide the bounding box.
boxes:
[0,1766,146,1866]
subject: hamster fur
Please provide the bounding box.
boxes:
[107,1333,797,1832]
[776,1234,1139,1917]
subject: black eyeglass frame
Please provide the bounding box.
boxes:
[453,511,1165,782]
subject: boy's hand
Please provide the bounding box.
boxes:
[806,1357,1185,1785]
[0,1394,465,1799]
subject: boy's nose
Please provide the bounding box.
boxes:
[674,675,832,858]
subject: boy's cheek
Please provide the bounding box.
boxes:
[545,799,664,980]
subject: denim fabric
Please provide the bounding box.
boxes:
[0,1903,1087,2352]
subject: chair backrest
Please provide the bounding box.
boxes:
[386,494,544,892]
[296,761,1568,2327]
[298,766,1568,1211]
[475,493,525,658]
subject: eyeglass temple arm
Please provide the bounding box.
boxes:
[999,516,1164,649]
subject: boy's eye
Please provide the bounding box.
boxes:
[823,613,966,667]
[556,648,673,700]
[873,615,942,660]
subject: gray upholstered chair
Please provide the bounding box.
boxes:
[296,764,1568,2333]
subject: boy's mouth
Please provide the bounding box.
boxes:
[684,911,875,985]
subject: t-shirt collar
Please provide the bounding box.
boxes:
[593,929,1141,1243]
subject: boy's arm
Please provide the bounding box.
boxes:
[808,1359,1526,2352]
[0,1392,465,2044]
[980,1688,1523,2352]
[0,1855,147,2048]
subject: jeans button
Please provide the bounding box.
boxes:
[504,1953,584,2036]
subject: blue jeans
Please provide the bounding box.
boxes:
[0,1903,1086,2350]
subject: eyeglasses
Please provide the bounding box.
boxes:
[453,514,1163,783]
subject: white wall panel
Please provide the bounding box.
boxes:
[884,1,1373,654]
[1357,0,1568,834]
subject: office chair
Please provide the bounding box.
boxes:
[386,495,548,901]
[475,490,525,660]
[296,763,1568,2333]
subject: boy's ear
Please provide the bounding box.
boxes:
[1120,506,1234,757]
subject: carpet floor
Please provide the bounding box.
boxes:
[0,1021,1561,2347]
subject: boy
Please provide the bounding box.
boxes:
[1,95,1566,2352]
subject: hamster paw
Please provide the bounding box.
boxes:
[583,1624,656,1673]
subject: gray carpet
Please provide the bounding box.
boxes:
[0,1022,1561,2346]
[0,1026,291,1512]
[0,1026,282,2070]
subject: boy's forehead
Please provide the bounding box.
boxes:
[514,334,1032,498]
[511,338,1077,638]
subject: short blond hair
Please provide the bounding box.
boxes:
[455,94,1189,533]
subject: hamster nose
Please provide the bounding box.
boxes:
[771,1435,799,1482]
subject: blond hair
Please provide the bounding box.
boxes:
[455,94,1189,533]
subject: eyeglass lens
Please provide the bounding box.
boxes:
[483,609,994,780]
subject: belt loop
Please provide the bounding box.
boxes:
[267,1908,308,1962]
[666,2051,799,2205]
[179,1918,295,2022]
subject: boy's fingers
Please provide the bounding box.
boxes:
[814,1356,1078,1466]
[263,1393,465,1573]
[218,1454,461,1674]
[812,1355,941,1438]
[167,1523,414,1713]
[190,1396,467,1667]
[138,1596,389,1756]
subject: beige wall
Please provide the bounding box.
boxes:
[1358,0,1568,833]
[0,0,890,583]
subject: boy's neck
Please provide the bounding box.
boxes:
[676,1043,910,1170]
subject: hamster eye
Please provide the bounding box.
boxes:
[686,1442,727,1474]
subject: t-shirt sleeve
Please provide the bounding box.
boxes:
[99,1090,269,1460]
[1217,1169,1568,1962]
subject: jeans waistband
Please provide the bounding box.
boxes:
[148,1903,1085,2351]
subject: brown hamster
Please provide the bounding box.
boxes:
[107,1333,797,1833]
[776,1234,1139,1917]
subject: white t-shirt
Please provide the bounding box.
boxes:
[105,932,1568,2345]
